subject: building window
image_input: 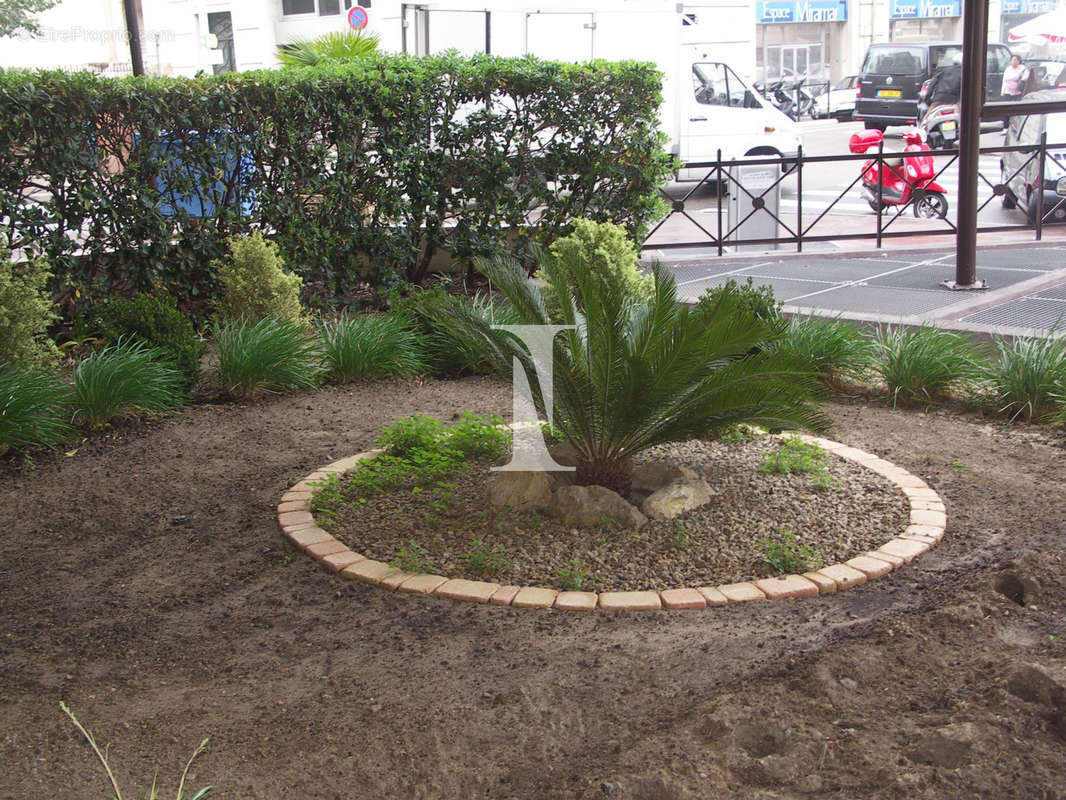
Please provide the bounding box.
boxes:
[320,0,340,14]
[282,0,315,14]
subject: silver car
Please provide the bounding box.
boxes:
[1001,89,1066,225]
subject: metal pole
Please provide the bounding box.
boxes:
[716,149,723,257]
[485,11,491,54]
[796,145,803,253]
[1036,131,1047,240]
[946,0,989,290]
[122,0,144,76]
[401,4,408,54]
[876,139,884,249]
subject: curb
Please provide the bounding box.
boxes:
[276,437,946,611]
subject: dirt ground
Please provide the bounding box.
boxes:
[2,376,1066,800]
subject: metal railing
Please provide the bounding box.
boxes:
[642,134,1066,256]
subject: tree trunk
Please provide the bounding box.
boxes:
[575,455,633,498]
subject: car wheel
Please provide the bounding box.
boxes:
[913,192,948,219]
[1026,190,1041,226]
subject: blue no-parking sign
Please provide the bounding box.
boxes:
[348,6,369,30]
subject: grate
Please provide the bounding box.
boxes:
[961,298,1066,330]
[789,285,959,316]
[1034,284,1066,301]
[735,259,893,283]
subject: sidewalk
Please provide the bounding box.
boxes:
[647,230,1066,337]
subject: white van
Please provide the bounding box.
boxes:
[1000,89,1066,225]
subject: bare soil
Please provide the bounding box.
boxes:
[3,376,1066,800]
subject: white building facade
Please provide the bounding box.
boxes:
[3,0,1063,83]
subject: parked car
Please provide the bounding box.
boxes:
[1023,57,1066,92]
[854,41,1012,131]
[1000,89,1066,225]
[812,74,858,122]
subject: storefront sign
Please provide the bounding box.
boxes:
[1001,0,1056,14]
[755,1,847,23]
[889,0,961,18]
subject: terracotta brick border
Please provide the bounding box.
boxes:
[277,435,946,611]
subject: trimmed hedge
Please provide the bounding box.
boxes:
[0,54,671,307]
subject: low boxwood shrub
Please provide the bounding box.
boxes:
[94,293,204,391]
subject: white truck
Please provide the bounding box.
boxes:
[373,0,801,179]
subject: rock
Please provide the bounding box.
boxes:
[631,462,699,493]
[548,485,647,529]
[839,677,859,691]
[1006,664,1066,710]
[641,479,715,521]
[486,470,554,510]
[548,442,581,467]
[905,731,973,769]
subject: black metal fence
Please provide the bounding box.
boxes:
[643,133,1066,256]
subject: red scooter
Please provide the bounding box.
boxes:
[848,129,949,218]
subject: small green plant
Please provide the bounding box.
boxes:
[759,435,830,475]
[317,313,425,382]
[445,411,509,459]
[375,414,444,457]
[761,530,822,574]
[467,538,510,575]
[391,540,438,573]
[424,512,442,530]
[872,324,988,408]
[950,458,966,468]
[70,338,185,429]
[671,523,691,551]
[309,472,346,528]
[810,471,837,492]
[984,333,1066,422]
[719,423,760,445]
[535,218,654,319]
[0,248,60,369]
[94,293,205,391]
[775,315,877,388]
[213,231,305,325]
[696,276,783,325]
[60,701,216,800]
[212,317,324,399]
[555,556,594,591]
[0,365,73,454]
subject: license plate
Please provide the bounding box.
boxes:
[878,89,902,98]
[942,120,956,130]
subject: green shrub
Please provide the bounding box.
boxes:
[70,338,185,429]
[318,313,425,382]
[446,411,509,459]
[94,294,204,391]
[759,435,830,475]
[0,365,73,454]
[775,315,876,388]
[555,557,594,591]
[985,334,1066,422]
[212,317,324,399]
[391,540,438,574]
[375,414,444,457]
[0,248,60,369]
[696,277,783,326]
[214,233,305,325]
[761,530,822,574]
[535,219,653,318]
[872,325,988,407]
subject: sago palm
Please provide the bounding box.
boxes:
[276,31,380,67]
[420,249,829,496]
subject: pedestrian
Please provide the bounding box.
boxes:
[1000,54,1029,101]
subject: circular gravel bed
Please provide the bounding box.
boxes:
[321,435,910,593]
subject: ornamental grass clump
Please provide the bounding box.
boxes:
[70,338,185,429]
[775,315,877,389]
[417,241,829,496]
[985,333,1066,422]
[872,324,988,408]
[0,365,74,454]
[317,313,425,382]
[212,317,325,399]
[403,288,518,376]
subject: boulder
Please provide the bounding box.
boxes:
[631,462,699,493]
[486,470,554,511]
[641,479,715,521]
[548,485,647,529]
